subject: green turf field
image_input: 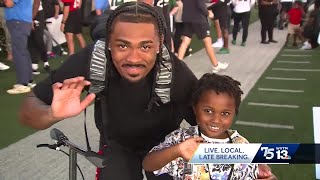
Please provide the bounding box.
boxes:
[233,47,320,179]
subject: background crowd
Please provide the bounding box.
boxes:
[0,0,319,94]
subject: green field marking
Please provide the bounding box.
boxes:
[265,77,307,81]
[235,120,294,130]
[272,68,320,72]
[283,49,314,52]
[280,54,313,57]
[234,46,320,179]
[257,88,304,93]
[276,60,311,64]
[248,102,300,108]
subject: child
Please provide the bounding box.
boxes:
[143,73,258,180]
[285,0,305,47]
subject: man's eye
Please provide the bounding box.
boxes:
[142,45,151,50]
[119,44,127,49]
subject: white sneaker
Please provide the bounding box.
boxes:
[212,62,229,73]
[62,51,68,55]
[33,69,41,75]
[32,63,40,75]
[300,42,312,50]
[0,62,10,71]
[28,83,37,88]
[13,83,36,89]
[7,84,31,94]
[212,40,224,48]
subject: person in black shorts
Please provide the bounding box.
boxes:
[64,9,82,34]
[61,0,86,55]
[208,0,232,54]
[177,0,229,72]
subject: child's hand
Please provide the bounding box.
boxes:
[178,137,204,161]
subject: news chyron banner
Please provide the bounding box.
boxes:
[189,144,320,164]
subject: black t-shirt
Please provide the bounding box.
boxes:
[207,1,229,18]
[33,44,198,151]
[42,0,60,19]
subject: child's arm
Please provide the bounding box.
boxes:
[143,143,181,172]
[143,137,203,172]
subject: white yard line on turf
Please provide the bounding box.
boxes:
[277,61,310,64]
[258,88,304,93]
[272,68,320,72]
[283,49,313,52]
[265,77,307,81]
[235,120,295,130]
[248,102,300,108]
[281,54,312,57]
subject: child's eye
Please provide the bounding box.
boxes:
[204,109,213,114]
[221,112,230,116]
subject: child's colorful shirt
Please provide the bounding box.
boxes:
[150,126,258,180]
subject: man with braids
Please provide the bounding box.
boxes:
[19,2,277,180]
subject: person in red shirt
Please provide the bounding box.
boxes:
[60,0,86,55]
[285,0,305,46]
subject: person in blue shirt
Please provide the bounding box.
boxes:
[95,0,109,15]
[4,0,35,94]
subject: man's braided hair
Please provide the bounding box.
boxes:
[104,2,168,111]
[192,73,244,115]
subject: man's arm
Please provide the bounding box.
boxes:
[60,4,69,31]
[33,0,40,19]
[54,4,60,18]
[19,92,60,130]
[62,4,69,23]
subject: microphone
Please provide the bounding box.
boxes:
[50,128,68,142]
[49,128,108,168]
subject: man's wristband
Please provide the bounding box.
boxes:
[61,21,66,24]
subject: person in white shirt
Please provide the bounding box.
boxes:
[231,0,256,46]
